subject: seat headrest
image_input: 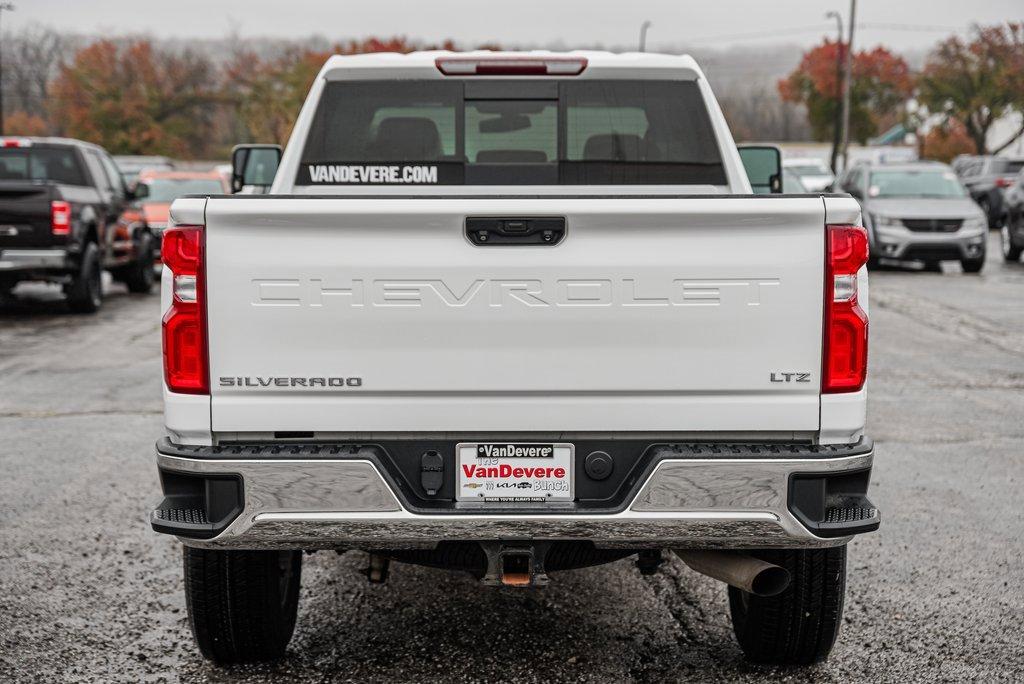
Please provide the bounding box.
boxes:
[475,149,549,163]
[582,134,644,161]
[368,117,443,161]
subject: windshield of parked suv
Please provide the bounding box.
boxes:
[0,146,88,185]
[868,169,966,198]
[299,80,727,185]
[141,178,224,202]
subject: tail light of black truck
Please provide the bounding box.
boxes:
[50,200,71,236]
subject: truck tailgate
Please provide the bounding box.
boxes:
[203,196,825,434]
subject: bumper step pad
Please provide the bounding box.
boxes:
[818,504,881,536]
[150,469,243,540]
[825,505,878,523]
[789,467,881,538]
[153,507,209,525]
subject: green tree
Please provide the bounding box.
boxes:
[918,23,1024,155]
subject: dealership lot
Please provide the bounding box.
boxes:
[1,233,1022,682]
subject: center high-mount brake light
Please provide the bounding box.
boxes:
[823,224,869,393]
[162,225,208,394]
[51,201,71,236]
[435,57,587,76]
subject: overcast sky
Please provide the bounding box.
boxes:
[10,0,1023,51]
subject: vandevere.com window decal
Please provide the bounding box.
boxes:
[300,163,445,184]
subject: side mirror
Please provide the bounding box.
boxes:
[738,145,783,194]
[231,144,282,194]
[130,182,149,201]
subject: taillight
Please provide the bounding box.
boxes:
[51,201,71,236]
[435,56,587,76]
[823,224,869,393]
[995,177,1013,188]
[162,226,208,394]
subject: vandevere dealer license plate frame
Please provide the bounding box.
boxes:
[455,442,575,503]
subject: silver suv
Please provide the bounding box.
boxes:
[839,161,988,273]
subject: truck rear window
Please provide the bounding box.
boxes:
[299,80,727,186]
[0,147,88,186]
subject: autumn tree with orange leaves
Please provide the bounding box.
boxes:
[779,41,913,147]
[50,40,221,157]
[919,119,974,163]
[225,37,456,145]
[918,23,1024,155]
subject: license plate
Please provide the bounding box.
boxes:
[456,442,574,502]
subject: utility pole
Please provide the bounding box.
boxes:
[826,10,843,174]
[639,21,652,52]
[0,3,14,136]
[839,0,857,171]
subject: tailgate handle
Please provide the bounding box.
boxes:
[466,217,565,246]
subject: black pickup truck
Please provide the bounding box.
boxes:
[0,137,156,312]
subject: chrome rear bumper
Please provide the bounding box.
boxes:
[155,441,876,550]
[0,248,69,271]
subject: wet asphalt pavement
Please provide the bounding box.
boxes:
[1,232,1023,682]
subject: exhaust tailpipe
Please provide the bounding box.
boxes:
[674,550,790,597]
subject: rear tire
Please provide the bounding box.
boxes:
[183,547,302,664]
[1001,224,1022,262]
[728,546,847,665]
[122,232,156,294]
[65,242,103,313]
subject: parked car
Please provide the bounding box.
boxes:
[112,155,175,187]
[0,137,157,311]
[782,157,834,192]
[950,154,981,178]
[119,170,229,257]
[956,155,1024,228]
[783,167,809,193]
[153,51,879,667]
[999,167,1024,263]
[838,160,987,272]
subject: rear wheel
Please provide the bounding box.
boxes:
[183,547,302,664]
[1001,224,1022,262]
[122,232,156,294]
[728,546,847,665]
[65,242,103,313]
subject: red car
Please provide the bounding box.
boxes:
[119,170,229,258]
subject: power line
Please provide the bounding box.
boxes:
[685,21,969,45]
[857,22,966,33]
[686,24,832,44]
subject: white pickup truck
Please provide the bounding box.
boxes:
[152,51,878,666]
